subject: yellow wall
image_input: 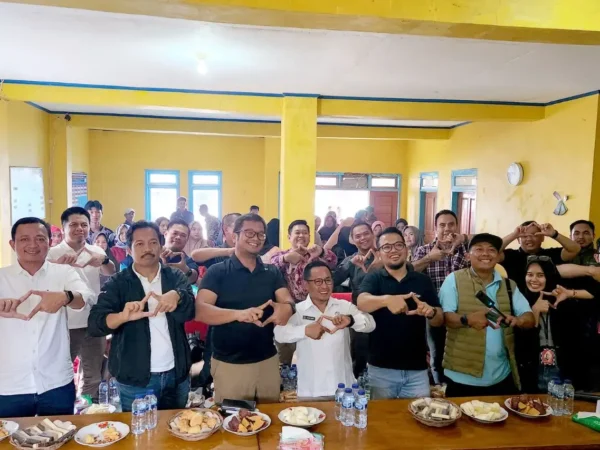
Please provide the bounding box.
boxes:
[69,127,90,174]
[405,95,600,240]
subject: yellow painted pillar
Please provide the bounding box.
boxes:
[48,115,72,226]
[0,101,11,266]
[279,96,317,249]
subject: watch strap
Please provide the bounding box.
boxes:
[65,290,75,305]
[460,314,469,327]
[102,256,110,265]
[347,315,355,328]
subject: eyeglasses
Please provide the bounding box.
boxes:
[378,242,406,253]
[526,255,552,263]
[238,230,267,240]
[306,278,333,286]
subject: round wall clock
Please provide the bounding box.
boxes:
[507,162,523,186]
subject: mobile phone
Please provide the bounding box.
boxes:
[260,304,274,323]
[475,290,508,327]
[166,254,182,264]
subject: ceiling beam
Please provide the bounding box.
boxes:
[70,114,450,140]
[3,0,600,45]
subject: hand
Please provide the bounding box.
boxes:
[261,300,293,327]
[533,292,552,314]
[341,217,355,227]
[427,244,446,262]
[406,297,435,318]
[236,305,267,325]
[73,247,106,268]
[513,225,529,238]
[119,293,154,322]
[385,294,412,315]
[27,290,70,320]
[551,285,572,307]
[307,245,323,259]
[51,250,83,266]
[284,248,307,264]
[326,314,352,331]
[467,309,497,331]
[503,314,522,328]
[589,266,600,283]
[535,223,557,238]
[150,290,180,315]
[0,291,32,320]
[351,254,367,272]
[305,318,327,340]
[162,250,189,272]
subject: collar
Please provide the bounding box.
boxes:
[381,266,413,280]
[302,295,334,313]
[57,240,89,254]
[230,254,264,272]
[579,245,595,255]
[15,260,49,276]
[132,263,162,284]
[469,268,502,286]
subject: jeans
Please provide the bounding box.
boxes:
[369,366,430,400]
[0,381,75,418]
[118,369,190,412]
[70,328,105,401]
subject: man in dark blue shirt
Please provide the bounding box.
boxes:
[170,197,194,225]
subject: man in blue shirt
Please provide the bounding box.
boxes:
[439,233,535,398]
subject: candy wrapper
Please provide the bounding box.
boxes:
[278,426,324,450]
[572,413,600,432]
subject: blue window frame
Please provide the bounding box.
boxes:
[188,171,222,222]
[145,170,180,221]
[419,172,438,230]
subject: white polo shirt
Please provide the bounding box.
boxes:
[132,264,175,373]
[47,241,104,329]
[274,296,376,398]
[0,261,95,395]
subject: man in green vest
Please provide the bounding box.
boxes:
[440,233,535,397]
[570,220,598,266]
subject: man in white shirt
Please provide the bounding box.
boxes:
[47,207,115,401]
[0,217,94,417]
[88,221,195,411]
[274,261,375,399]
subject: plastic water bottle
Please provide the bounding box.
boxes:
[334,383,345,421]
[144,390,158,430]
[553,380,564,416]
[98,380,109,405]
[547,379,556,413]
[109,378,121,411]
[341,388,355,427]
[354,390,368,429]
[290,364,298,391]
[131,395,148,435]
[281,365,290,391]
[564,380,575,416]
[352,383,360,401]
[362,368,371,401]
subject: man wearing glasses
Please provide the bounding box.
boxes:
[274,261,375,400]
[358,227,443,399]
[195,214,296,403]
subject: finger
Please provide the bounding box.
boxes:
[141,311,154,319]
[406,310,418,316]
[139,292,153,305]
[262,315,276,326]
[252,320,263,327]
[258,300,273,310]
[27,304,42,320]
[316,316,324,324]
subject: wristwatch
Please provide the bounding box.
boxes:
[460,314,469,327]
[185,268,194,278]
[552,230,559,239]
[287,302,297,315]
[347,315,355,327]
[427,308,438,320]
[64,290,75,306]
[102,256,110,265]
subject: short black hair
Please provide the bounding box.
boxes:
[61,206,91,226]
[222,213,242,231]
[521,220,536,227]
[167,218,190,233]
[11,217,51,240]
[233,213,267,234]
[303,260,332,281]
[354,209,368,220]
[435,209,458,226]
[155,216,169,226]
[177,196,187,202]
[570,220,595,233]
[250,205,259,211]
[468,233,502,251]
[395,218,408,227]
[350,221,373,237]
[376,226,405,247]
[126,220,161,248]
[84,200,103,211]
[288,219,310,235]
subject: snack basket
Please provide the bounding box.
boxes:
[167,408,223,441]
[408,399,462,428]
[9,429,76,450]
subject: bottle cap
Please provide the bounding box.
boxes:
[291,364,297,368]
[555,380,563,384]
[338,383,345,388]
[564,379,572,384]
[352,383,359,388]
[146,389,154,395]
[135,394,145,399]
[345,388,352,393]
[358,389,366,395]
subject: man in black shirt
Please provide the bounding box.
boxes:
[358,227,443,399]
[500,221,580,293]
[195,214,295,403]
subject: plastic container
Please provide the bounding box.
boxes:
[98,380,109,405]
[341,388,354,427]
[564,380,575,416]
[553,380,564,416]
[131,395,148,435]
[334,383,346,421]
[547,378,556,413]
[354,389,368,429]
[144,390,158,430]
[109,377,121,412]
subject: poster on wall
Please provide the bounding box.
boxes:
[10,166,45,225]
[72,172,88,207]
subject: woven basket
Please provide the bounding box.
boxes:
[9,429,75,450]
[167,408,223,441]
[408,399,462,428]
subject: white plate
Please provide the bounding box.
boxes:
[80,405,117,415]
[0,421,19,442]
[504,398,553,419]
[222,412,271,436]
[460,402,508,424]
[278,407,326,428]
[75,422,130,447]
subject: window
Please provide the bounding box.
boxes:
[316,176,339,188]
[455,175,477,187]
[371,176,398,189]
[189,171,221,239]
[341,174,368,189]
[145,170,179,221]
[420,174,439,190]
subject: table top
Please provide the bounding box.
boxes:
[2,396,600,450]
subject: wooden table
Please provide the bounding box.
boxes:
[2,397,599,450]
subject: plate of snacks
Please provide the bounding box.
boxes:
[80,405,117,415]
[278,407,326,428]
[168,409,222,441]
[460,400,508,424]
[223,409,271,436]
[408,398,461,428]
[75,422,129,447]
[0,421,19,442]
[10,418,76,450]
[505,395,552,419]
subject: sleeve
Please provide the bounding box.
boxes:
[87,278,122,337]
[341,301,376,333]
[274,313,307,343]
[333,256,353,286]
[270,251,288,273]
[547,247,566,264]
[421,275,441,307]
[273,269,287,291]
[512,287,533,316]
[321,248,338,269]
[198,264,224,296]
[63,266,96,308]
[439,273,459,313]
[412,245,427,261]
[357,272,380,296]
[186,256,199,272]
[169,269,196,323]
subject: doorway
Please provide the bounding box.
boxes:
[451,169,477,235]
[419,172,438,244]
[369,191,398,227]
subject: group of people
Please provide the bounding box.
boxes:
[1,198,599,419]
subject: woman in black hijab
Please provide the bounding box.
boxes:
[266,218,280,249]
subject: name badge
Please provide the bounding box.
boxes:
[303,315,316,321]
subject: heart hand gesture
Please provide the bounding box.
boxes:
[0,291,32,320]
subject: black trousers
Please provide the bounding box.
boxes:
[446,374,517,398]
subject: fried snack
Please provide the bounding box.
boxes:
[0,422,8,439]
[508,395,548,416]
[170,410,221,435]
[227,411,268,433]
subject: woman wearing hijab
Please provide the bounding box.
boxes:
[266,218,280,249]
[318,212,337,243]
[184,221,209,255]
[395,218,408,232]
[155,216,169,247]
[50,225,63,247]
[403,226,424,261]
[371,221,385,238]
[92,230,119,284]
[110,223,130,265]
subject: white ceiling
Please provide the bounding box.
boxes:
[1,3,600,105]
[32,102,464,128]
